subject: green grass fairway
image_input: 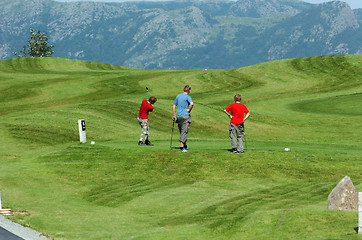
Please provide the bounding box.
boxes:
[1,55,362,239]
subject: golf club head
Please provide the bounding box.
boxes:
[146,87,150,99]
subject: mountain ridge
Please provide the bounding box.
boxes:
[0,0,360,69]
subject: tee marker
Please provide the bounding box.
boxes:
[0,192,11,216]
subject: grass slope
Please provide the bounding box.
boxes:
[0,55,361,239]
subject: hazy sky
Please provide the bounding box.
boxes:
[54,0,362,9]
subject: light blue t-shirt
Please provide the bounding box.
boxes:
[174,93,193,118]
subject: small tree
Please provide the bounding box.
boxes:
[14,28,54,57]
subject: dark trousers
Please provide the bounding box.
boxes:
[177,115,191,143]
[229,123,244,152]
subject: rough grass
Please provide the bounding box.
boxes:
[0,55,361,239]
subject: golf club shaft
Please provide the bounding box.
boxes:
[244,123,247,151]
[170,120,175,150]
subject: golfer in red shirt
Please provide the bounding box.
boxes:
[224,94,250,153]
[138,96,157,146]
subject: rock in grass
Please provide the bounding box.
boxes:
[328,176,358,212]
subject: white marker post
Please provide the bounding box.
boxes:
[359,192,362,234]
[78,119,87,143]
[0,192,11,216]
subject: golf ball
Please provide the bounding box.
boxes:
[284,148,290,151]
[91,141,95,145]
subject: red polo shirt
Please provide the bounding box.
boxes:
[138,99,153,119]
[225,102,249,125]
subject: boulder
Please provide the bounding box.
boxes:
[328,176,358,211]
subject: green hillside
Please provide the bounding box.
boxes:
[0,55,361,239]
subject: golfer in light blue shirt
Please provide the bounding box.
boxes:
[172,85,194,152]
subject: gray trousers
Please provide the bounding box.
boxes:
[229,123,244,152]
[177,115,192,143]
[138,117,149,141]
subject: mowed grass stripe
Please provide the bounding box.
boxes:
[159,182,334,230]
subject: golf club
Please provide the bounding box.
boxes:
[170,120,175,150]
[146,87,150,99]
[243,122,247,151]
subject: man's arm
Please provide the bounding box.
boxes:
[147,103,154,113]
[186,102,194,113]
[224,109,232,119]
[243,112,250,122]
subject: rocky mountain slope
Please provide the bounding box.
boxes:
[0,0,360,69]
